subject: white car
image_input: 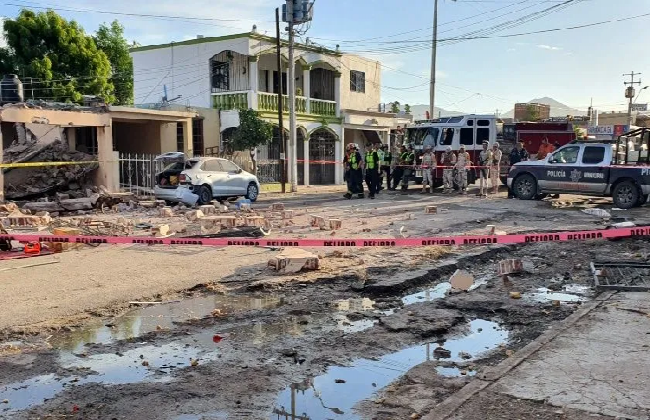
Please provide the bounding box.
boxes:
[154,154,260,205]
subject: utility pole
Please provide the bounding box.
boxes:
[429,0,438,119]
[275,8,286,193]
[624,71,641,127]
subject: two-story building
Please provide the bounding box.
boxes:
[130,31,399,185]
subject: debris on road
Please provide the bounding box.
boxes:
[509,292,522,299]
[425,205,438,214]
[582,208,611,218]
[498,259,524,276]
[450,269,474,291]
[268,248,320,274]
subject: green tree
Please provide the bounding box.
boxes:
[390,101,401,113]
[95,20,133,105]
[231,109,273,174]
[404,103,411,114]
[1,9,115,103]
[525,104,541,122]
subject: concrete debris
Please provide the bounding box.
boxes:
[433,347,452,359]
[329,219,342,230]
[271,203,285,211]
[309,215,325,228]
[449,269,474,291]
[425,205,438,214]
[201,215,236,229]
[43,227,85,252]
[0,203,19,213]
[268,248,320,274]
[509,291,522,299]
[243,216,265,227]
[199,205,216,216]
[498,259,524,276]
[152,224,170,237]
[185,210,205,222]
[582,208,611,218]
[282,210,294,219]
[160,207,174,218]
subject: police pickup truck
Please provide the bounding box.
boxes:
[508,128,650,209]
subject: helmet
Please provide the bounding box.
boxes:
[459,145,466,150]
[446,146,452,152]
[493,142,500,148]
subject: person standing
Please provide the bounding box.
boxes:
[490,142,503,195]
[477,141,493,197]
[391,145,408,190]
[344,144,364,199]
[401,145,416,191]
[536,137,555,161]
[379,144,392,190]
[441,146,457,194]
[420,145,437,194]
[376,143,385,190]
[455,145,472,195]
[508,142,529,198]
[364,144,380,199]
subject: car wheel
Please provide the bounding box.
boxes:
[513,174,537,200]
[612,181,639,209]
[197,185,213,205]
[245,183,259,202]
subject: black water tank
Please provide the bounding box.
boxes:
[1,74,25,104]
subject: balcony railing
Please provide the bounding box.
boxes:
[212,91,338,117]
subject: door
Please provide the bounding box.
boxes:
[309,128,336,184]
[577,145,609,194]
[543,145,582,192]
[201,159,229,196]
[218,159,248,195]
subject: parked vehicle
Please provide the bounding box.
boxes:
[507,127,650,209]
[405,114,498,187]
[154,154,260,205]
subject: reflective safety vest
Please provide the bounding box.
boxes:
[365,151,377,170]
[382,152,392,166]
[350,153,360,170]
[404,152,415,164]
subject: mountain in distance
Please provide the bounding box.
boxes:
[406,104,465,120]
[501,97,586,119]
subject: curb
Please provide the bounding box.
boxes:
[423,290,617,420]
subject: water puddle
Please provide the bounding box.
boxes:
[271,319,508,419]
[48,295,284,352]
[333,298,394,334]
[401,276,491,306]
[528,285,591,303]
[0,342,218,414]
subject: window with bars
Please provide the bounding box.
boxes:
[192,118,204,156]
[211,61,230,90]
[176,123,184,152]
[350,70,365,93]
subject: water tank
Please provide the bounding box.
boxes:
[1,74,24,104]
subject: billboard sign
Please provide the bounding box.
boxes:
[631,103,648,112]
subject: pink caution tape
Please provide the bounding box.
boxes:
[1,227,648,248]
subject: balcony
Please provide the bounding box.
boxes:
[213,91,338,118]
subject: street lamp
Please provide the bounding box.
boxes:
[634,85,649,103]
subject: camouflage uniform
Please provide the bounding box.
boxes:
[455,149,471,194]
[441,150,457,193]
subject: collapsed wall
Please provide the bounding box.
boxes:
[2,123,98,200]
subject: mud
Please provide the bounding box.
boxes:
[1,236,649,419]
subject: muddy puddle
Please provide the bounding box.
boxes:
[401,276,490,305]
[271,319,508,419]
[527,285,592,303]
[0,342,219,414]
[48,295,284,352]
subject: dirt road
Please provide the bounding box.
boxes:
[0,187,648,419]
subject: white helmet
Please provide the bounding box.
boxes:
[446,146,452,152]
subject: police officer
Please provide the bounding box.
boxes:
[508,141,529,198]
[391,145,407,190]
[477,141,492,197]
[455,145,472,195]
[365,144,380,199]
[379,144,392,190]
[401,144,415,191]
[490,142,503,195]
[344,144,364,199]
[441,146,457,194]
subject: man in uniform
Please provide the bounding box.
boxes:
[344,144,364,199]
[490,142,503,195]
[401,144,416,191]
[455,145,472,195]
[477,141,492,197]
[420,145,437,194]
[391,145,408,190]
[508,141,530,198]
[441,146,457,194]
[379,144,392,190]
[364,144,380,199]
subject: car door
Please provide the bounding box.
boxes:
[218,159,247,195]
[577,145,609,194]
[543,145,582,192]
[200,159,229,196]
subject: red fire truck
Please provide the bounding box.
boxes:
[502,122,577,155]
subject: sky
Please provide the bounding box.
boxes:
[1,0,649,114]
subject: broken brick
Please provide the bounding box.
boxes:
[243,216,265,227]
[199,205,216,215]
[271,203,285,211]
[329,219,342,230]
[268,249,320,274]
[425,205,437,214]
[160,207,174,218]
[498,259,524,276]
[282,210,294,219]
[185,209,205,222]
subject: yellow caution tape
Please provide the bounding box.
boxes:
[0,161,99,169]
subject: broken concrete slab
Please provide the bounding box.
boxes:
[380,306,464,338]
[59,198,93,211]
[268,248,320,274]
[498,259,523,276]
[22,201,64,213]
[449,270,474,291]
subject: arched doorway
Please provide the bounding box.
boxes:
[309,128,337,184]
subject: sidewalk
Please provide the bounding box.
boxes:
[428,292,650,420]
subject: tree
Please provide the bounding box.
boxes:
[231,109,273,174]
[95,20,133,105]
[404,103,411,114]
[390,101,401,114]
[524,104,541,122]
[0,9,115,103]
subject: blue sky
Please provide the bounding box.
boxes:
[1,0,649,113]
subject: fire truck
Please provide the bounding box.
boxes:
[502,121,577,154]
[404,115,498,187]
